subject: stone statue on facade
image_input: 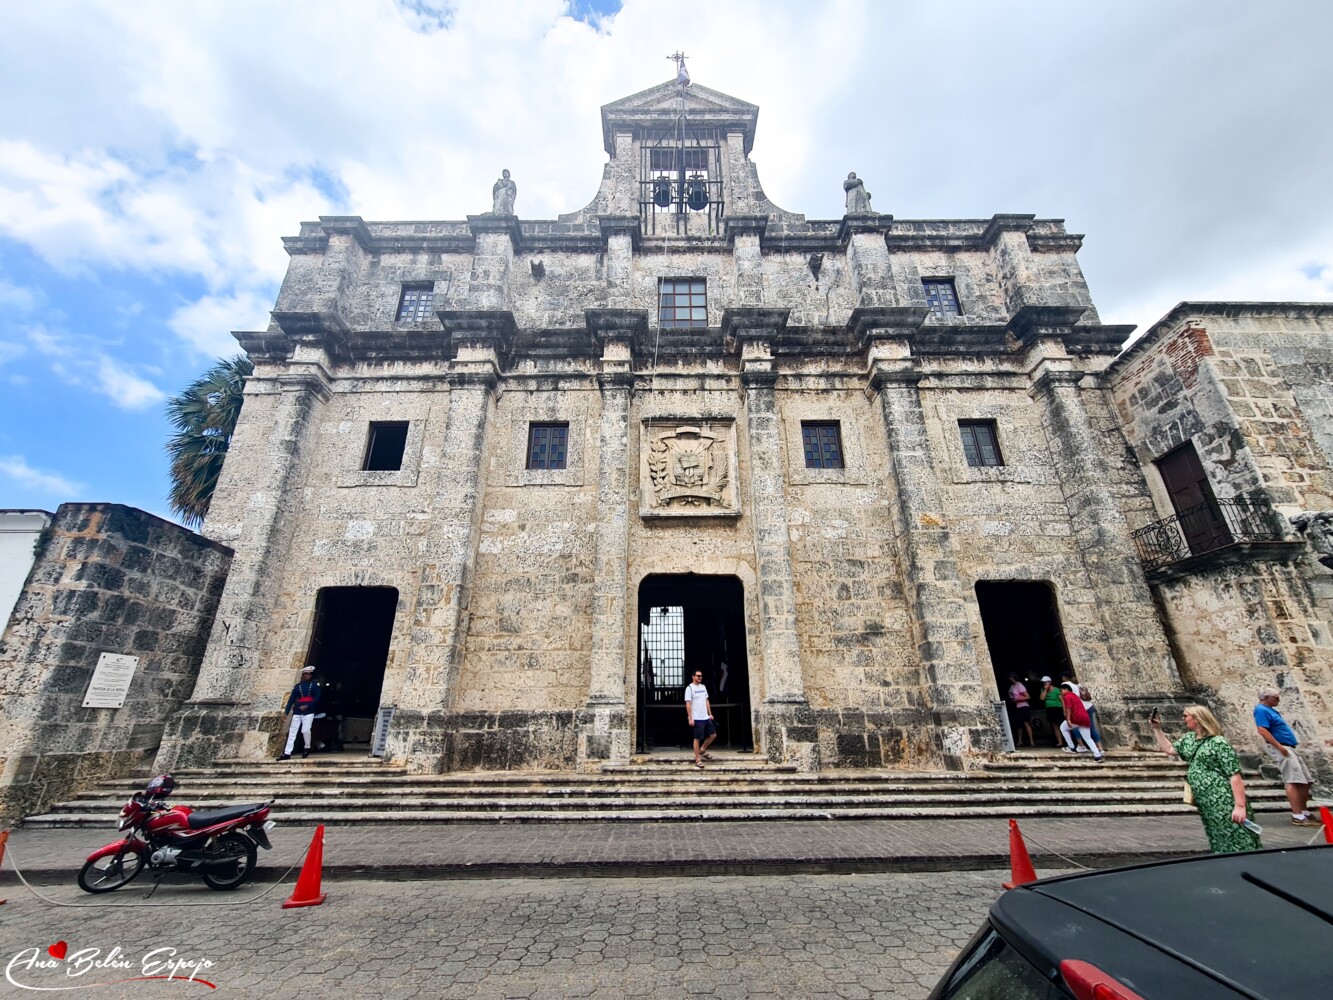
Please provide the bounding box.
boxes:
[843,172,873,215]
[1291,511,1333,569]
[491,169,517,215]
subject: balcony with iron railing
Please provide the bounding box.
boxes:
[1130,495,1296,578]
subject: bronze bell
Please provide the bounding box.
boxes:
[686,174,708,212]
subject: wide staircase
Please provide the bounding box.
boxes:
[23,749,1297,829]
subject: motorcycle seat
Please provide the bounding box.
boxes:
[186,804,267,830]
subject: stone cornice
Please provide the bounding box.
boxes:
[848,306,928,346]
[1007,305,1088,343]
[586,308,648,339]
[980,213,1036,246]
[467,214,523,250]
[867,366,923,392]
[1028,368,1087,398]
[838,214,894,244]
[597,215,642,250]
[318,215,374,248]
[724,214,769,246]
[740,369,779,390]
[437,310,516,356]
[721,308,790,340]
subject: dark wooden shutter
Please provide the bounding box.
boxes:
[1155,443,1230,553]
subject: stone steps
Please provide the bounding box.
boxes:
[23,751,1299,829]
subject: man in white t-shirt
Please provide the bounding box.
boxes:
[685,670,716,769]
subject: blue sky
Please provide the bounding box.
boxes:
[2,0,1331,522]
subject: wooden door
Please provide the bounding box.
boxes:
[1155,443,1230,553]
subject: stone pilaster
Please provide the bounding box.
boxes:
[156,351,332,769]
[840,214,895,308]
[864,315,999,767]
[726,309,814,768]
[578,310,646,766]
[598,217,640,310]
[1030,364,1182,706]
[465,215,521,310]
[384,312,511,772]
[726,216,768,308]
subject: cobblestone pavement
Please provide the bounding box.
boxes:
[0,870,1025,999]
[4,814,1323,882]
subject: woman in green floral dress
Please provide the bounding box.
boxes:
[1151,704,1261,854]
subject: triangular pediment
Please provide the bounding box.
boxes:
[601,80,759,154]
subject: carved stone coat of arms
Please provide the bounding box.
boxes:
[640,420,738,517]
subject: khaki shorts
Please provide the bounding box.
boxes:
[1265,744,1314,785]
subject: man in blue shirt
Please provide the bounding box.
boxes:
[1254,687,1319,827]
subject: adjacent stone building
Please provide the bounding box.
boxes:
[151,78,1329,781]
[0,504,232,821]
[1107,303,1333,782]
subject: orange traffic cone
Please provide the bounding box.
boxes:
[0,829,9,905]
[1002,819,1038,889]
[1319,806,1333,846]
[281,825,327,909]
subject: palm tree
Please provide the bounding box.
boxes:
[165,354,253,529]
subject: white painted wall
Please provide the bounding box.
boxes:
[0,510,52,632]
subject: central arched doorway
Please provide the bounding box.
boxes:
[636,574,752,753]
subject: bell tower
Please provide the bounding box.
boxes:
[596,61,761,235]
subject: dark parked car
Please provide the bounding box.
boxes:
[928,846,1333,999]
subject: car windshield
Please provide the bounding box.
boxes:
[940,928,1066,999]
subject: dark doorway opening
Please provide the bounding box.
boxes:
[975,581,1073,747]
[637,574,752,753]
[304,586,398,750]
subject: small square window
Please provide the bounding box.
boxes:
[363,421,410,471]
[526,423,569,471]
[959,420,1003,467]
[659,278,707,329]
[801,422,844,469]
[923,279,961,320]
[396,283,435,322]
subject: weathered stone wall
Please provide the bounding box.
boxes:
[1107,304,1333,781]
[0,504,232,821]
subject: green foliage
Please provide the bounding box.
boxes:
[165,354,254,529]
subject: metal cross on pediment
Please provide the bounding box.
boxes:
[667,51,690,86]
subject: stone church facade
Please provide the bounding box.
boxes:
[151,79,1331,780]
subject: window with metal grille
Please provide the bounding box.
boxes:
[641,605,685,688]
[959,420,1003,467]
[363,421,410,471]
[801,422,845,469]
[526,423,568,470]
[923,279,962,320]
[649,148,709,172]
[396,283,434,322]
[659,279,707,329]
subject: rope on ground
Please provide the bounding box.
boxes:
[1014,831,1094,871]
[0,841,310,908]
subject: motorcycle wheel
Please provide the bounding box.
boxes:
[77,849,146,894]
[201,833,257,891]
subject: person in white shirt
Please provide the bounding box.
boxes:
[684,669,716,769]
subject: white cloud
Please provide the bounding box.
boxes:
[0,341,26,366]
[27,325,166,411]
[95,355,167,410]
[0,0,1330,348]
[0,454,86,496]
[169,290,274,358]
[0,278,40,312]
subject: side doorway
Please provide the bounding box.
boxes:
[975,581,1074,749]
[304,586,398,752]
[636,574,753,753]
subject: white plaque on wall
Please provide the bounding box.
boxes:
[82,652,139,708]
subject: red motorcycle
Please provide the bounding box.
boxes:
[78,774,275,893]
